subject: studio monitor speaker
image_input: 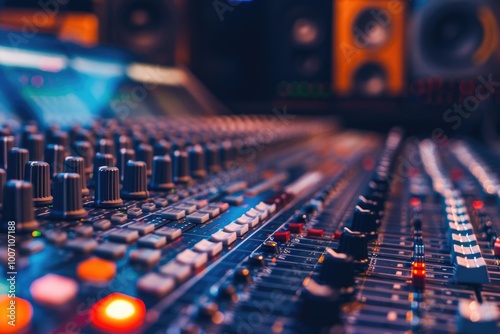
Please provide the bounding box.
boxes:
[333,0,406,97]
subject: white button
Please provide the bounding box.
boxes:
[176,249,208,269]
[236,215,259,228]
[211,230,237,245]
[30,274,78,306]
[224,222,249,237]
[137,273,175,297]
[159,261,191,283]
[194,239,223,257]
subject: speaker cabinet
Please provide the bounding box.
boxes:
[410,0,499,79]
[333,0,406,97]
[97,0,188,65]
[266,0,332,99]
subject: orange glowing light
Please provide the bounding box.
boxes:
[0,296,32,334]
[77,257,116,283]
[90,293,145,332]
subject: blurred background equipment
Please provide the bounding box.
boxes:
[333,0,406,97]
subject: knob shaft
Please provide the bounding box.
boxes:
[45,144,66,178]
[51,173,86,219]
[24,161,53,206]
[149,155,174,190]
[2,180,38,232]
[7,148,29,180]
[64,156,89,196]
[121,161,149,200]
[0,136,15,170]
[95,166,123,208]
[173,150,191,183]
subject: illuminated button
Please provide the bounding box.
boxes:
[411,262,426,289]
[94,242,127,259]
[128,222,154,235]
[137,273,175,297]
[160,208,186,220]
[159,261,191,283]
[494,239,500,257]
[0,296,32,334]
[224,222,249,236]
[451,233,477,245]
[194,239,223,257]
[137,234,167,249]
[211,230,237,245]
[91,293,145,332]
[186,212,210,224]
[30,274,78,306]
[176,249,208,269]
[77,257,116,283]
[236,214,259,228]
[155,227,182,241]
[452,244,481,258]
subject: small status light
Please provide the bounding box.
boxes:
[472,200,484,210]
[91,293,145,332]
[410,198,421,208]
[32,230,42,237]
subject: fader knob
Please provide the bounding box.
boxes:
[189,145,207,179]
[319,248,355,290]
[0,136,14,170]
[95,167,123,208]
[45,144,66,178]
[149,155,174,190]
[136,144,153,176]
[7,148,29,180]
[51,173,86,219]
[24,161,53,206]
[64,156,89,196]
[26,134,45,161]
[338,227,368,263]
[173,150,191,183]
[121,161,149,200]
[2,180,38,232]
[351,205,378,235]
[91,153,115,187]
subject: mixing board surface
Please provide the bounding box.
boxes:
[0,116,499,334]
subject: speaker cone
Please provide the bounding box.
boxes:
[353,8,391,49]
[353,63,387,96]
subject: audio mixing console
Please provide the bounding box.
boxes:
[0,116,499,334]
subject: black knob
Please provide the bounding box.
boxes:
[95,166,123,208]
[116,135,132,156]
[338,227,368,263]
[48,130,69,148]
[189,145,207,179]
[45,144,66,178]
[24,161,53,206]
[91,153,115,187]
[173,150,191,183]
[136,144,153,176]
[121,161,149,200]
[26,134,45,161]
[0,136,14,170]
[205,143,221,173]
[350,205,378,235]
[7,148,29,180]
[118,148,135,182]
[153,139,171,156]
[20,124,38,148]
[51,173,86,219]
[64,156,89,196]
[298,279,342,327]
[96,138,115,155]
[319,248,355,289]
[149,155,174,190]
[2,180,38,232]
[0,168,5,209]
[73,141,94,175]
[219,140,234,169]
